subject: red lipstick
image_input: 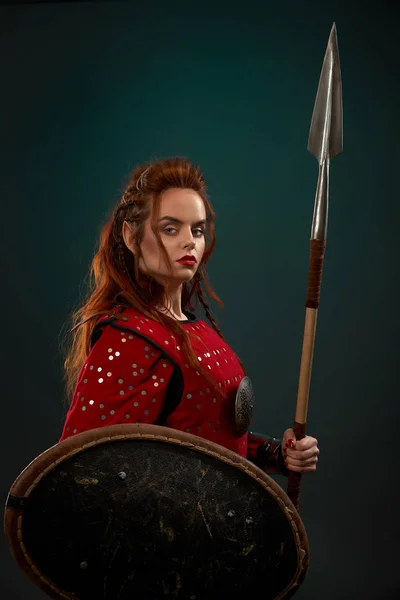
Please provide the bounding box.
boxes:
[177,255,197,265]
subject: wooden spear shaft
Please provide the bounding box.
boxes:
[286,239,326,509]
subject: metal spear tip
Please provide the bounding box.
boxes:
[307,22,343,163]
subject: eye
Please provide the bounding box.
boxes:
[163,226,178,235]
[192,228,205,237]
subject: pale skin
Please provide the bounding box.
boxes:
[122,187,320,473]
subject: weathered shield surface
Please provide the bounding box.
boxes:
[4,424,309,600]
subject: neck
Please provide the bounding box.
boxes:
[157,282,186,321]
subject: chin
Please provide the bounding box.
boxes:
[174,271,197,283]
[145,268,197,286]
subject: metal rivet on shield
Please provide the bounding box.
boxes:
[227,510,236,518]
[80,561,88,570]
[118,471,127,480]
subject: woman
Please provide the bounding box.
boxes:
[60,157,319,476]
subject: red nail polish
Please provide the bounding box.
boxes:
[288,439,296,449]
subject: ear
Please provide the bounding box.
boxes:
[122,221,138,255]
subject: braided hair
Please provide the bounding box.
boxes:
[192,273,225,340]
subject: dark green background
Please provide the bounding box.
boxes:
[1,0,399,598]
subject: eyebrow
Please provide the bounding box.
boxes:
[159,216,207,226]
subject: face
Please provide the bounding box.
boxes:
[123,188,207,285]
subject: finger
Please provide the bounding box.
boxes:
[286,447,320,460]
[287,464,317,473]
[293,437,318,451]
[286,456,318,468]
[283,444,319,457]
[285,452,319,466]
[283,428,295,440]
[282,431,296,448]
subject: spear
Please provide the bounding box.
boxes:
[286,23,343,510]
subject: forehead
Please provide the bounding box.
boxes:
[158,188,206,221]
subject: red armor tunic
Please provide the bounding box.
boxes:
[60,307,286,474]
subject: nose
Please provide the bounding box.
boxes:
[181,230,196,250]
[183,238,195,250]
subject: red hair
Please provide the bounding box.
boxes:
[63,157,224,400]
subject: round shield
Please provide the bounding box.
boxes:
[4,424,309,600]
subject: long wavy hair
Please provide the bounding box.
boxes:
[63,157,225,400]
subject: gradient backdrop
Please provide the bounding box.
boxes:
[1,0,399,598]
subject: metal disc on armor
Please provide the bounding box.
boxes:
[235,375,255,436]
[5,424,309,600]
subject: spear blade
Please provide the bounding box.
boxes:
[308,22,343,164]
[308,22,343,241]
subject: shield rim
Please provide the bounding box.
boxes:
[4,423,309,600]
